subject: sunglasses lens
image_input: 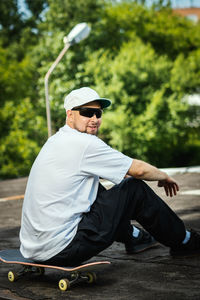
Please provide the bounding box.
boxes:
[79,108,102,118]
[80,110,93,118]
[95,110,102,118]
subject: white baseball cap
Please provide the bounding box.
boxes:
[64,87,111,110]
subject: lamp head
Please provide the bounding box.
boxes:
[63,23,91,45]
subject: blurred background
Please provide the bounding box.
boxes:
[0,0,200,179]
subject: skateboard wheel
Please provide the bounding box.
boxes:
[85,272,97,284]
[8,271,17,282]
[59,278,70,291]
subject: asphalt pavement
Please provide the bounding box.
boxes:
[0,172,200,300]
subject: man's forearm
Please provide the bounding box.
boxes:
[128,159,168,181]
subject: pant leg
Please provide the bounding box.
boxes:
[83,178,185,247]
[95,182,134,243]
[44,177,186,266]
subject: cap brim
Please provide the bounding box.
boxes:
[97,98,111,109]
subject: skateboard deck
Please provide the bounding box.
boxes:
[0,249,111,291]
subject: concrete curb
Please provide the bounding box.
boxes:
[160,165,200,176]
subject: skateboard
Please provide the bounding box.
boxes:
[0,249,111,291]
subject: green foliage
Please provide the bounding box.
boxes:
[171,49,200,93]
[0,0,24,46]
[93,1,200,58]
[25,0,48,19]
[0,47,35,107]
[0,99,47,178]
[47,0,104,28]
[0,0,200,178]
[84,39,198,166]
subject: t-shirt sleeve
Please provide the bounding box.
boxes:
[80,136,133,184]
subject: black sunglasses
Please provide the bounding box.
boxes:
[72,107,103,119]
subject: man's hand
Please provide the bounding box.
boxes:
[128,159,180,197]
[157,177,179,197]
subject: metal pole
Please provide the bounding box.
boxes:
[44,42,71,137]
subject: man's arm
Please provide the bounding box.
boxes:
[127,159,179,197]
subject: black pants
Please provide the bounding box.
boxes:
[44,178,186,266]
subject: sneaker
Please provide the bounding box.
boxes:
[125,229,159,254]
[170,229,200,257]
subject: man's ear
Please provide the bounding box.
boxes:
[66,110,74,126]
[66,110,72,118]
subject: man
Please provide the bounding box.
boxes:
[20,87,200,266]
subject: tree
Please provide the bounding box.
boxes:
[0,0,24,46]
[0,99,47,178]
[0,0,200,179]
[83,38,197,166]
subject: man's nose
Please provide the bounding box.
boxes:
[91,114,98,121]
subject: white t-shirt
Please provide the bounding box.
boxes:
[20,125,133,261]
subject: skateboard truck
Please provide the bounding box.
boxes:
[8,265,45,282]
[58,271,97,291]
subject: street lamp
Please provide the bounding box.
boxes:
[44,23,91,137]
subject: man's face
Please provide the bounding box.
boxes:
[67,101,102,135]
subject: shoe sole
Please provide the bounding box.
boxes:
[126,241,160,254]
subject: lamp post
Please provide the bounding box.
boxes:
[44,23,91,137]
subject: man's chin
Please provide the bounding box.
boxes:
[87,128,98,136]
